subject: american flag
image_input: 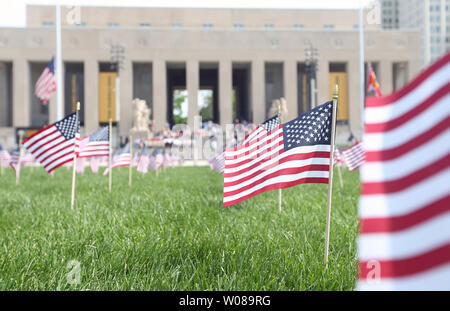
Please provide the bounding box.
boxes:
[341,141,365,171]
[35,58,57,104]
[89,157,101,173]
[76,157,86,174]
[357,52,450,290]
[333,147,343,166]
[223,102,333,207]
[0,148,11,167]
[77,126,109,158]
[23,113,80,174]
[163,152,171,168]
[209,151,225,174]
[102,143,131,176]
[9,149,22,177]
[137,147,150,174]
[149,151,164,171]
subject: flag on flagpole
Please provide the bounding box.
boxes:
[341,141,365,171]
[357,52,450,290]
[223,102,333,207]
[103,143,131,176]
[35,57,57,104]
[367,62,382,97]
[77,126,109,158]
[23,112,80,174]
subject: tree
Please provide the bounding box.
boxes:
[173,90,187,124]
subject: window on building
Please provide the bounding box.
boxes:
[0,62,12,127]
[294,24,304,29]
[233,24,244,29]
[202,24,213,29]
[171,24,182,29]
[42,21,54,27]
[324,24,335,29]
[108,23,119,28]
[264,24,275,29]
[140,23,151,28]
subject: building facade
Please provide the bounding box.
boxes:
[0,5,421,145]
[383,0,449,65]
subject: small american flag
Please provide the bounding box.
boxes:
[89,157,101,173]
[0,148,11,167]
[357,52,450,290]
[103,143,131,176]
[209,152,225,174]
[35,58,57,104]
[9,149,22,178]
[333,147,343,166]
[137,147,150,174]
[223,102,333,207]
[149,152,164,171]
[77,126,109,158]
[341,141,365,171]
[23,112,80,174]
[367,62,382,97]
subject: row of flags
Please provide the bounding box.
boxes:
[3,52,449,290]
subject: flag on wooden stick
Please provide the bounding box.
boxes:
[357,52,450,290]
[223,102,334,207]
[341,141,365,171]
[103,143,131,176]
[77,126,109,158]
[137,147,150,174]
[23,112,80,174]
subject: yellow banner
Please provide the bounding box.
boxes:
[329,72,348,121]
[98,72,117,123]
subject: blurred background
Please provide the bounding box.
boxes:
[0,0,447,147]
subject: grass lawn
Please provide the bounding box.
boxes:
[0,165,360,290]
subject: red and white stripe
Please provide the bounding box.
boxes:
[102,153,131,176]
[341,141,365,171]
[35,68,56,104]
[137,155,150,174]
[77,137,109,158]
[23,125,77,174]
[209,152,225,174]
[357,52,450,290]
[223,124,330,207]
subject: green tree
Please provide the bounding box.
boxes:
[199,92,213,121]
[173,90,187,124]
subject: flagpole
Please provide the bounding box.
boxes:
[277,102,282,213]
[359,0,365,136]
[324,85,339,268]
[337,165,344,188]
[16,132,24,185]
[70,102,80,210]
[56,3,63,121]
[108,118,112,192]
[129,135,132,187]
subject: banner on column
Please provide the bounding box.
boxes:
[98,72,117,123]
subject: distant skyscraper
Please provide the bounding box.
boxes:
[383,0,450,66]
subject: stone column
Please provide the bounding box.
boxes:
[251,59,265,124]
[187,60,199,129]
[283,60,298,122]
[12,59,30,127]
[119,59,133,135]
[379,60,393,96]
[219,60,232,126]
[152,59,167,131]
[84,59,99,135]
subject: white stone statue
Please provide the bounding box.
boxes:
[268,97,288,122]
[131,98,151,134]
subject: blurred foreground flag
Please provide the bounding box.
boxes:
[357,53,450,290]
[103,143,131,176]
[35,57,57,104]
[223,102,333,207]
[342,141,365,171]
[78,126,109,158]
[23,113,80,174]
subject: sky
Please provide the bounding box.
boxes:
[0,0,375,27]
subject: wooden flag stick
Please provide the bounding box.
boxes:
[70,102,80,210]
[324,85,339,268]
[16,132,24,185]
[108,118,112,192]
[129,135,132,187]
[337,165,344,188]
[278,102,283,212]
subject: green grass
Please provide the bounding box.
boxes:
[0,165,360,290]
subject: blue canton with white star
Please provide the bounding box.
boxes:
[54,112,80,141]
[90,126,109,142]
[261,115,281,132]
[283,101,333,151]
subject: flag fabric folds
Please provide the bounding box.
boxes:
[223,102,333,207]
[357,52,450,290]
[35,57,57,104]
[137,147,150,174]
[77,126,109,158]
[23,112,80,174]
[367,62,382,97]
[0,148,11,167]
[341,141,365,171]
